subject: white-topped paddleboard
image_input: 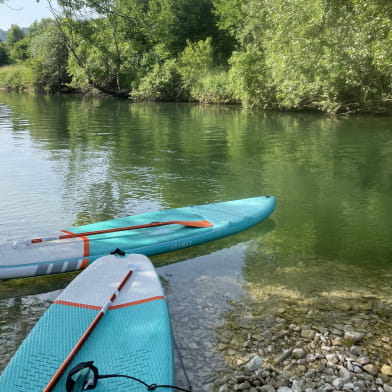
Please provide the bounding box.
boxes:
[0,254,174,391]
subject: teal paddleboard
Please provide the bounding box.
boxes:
[0,196,276,279]
[0,254,174,391]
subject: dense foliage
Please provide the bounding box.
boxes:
[215,0,392,114]
[0,0,391,114]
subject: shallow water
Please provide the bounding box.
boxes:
[0,92,391,388]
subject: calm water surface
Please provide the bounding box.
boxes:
[0,92,391,387]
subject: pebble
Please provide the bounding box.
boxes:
[384,384,392,392]
[342,381,354,390]
[382,365,392,376]
[339,366,352,382]
[332,377,343,389]
[260,386,276,392]
[291,380,302,392]
[363,363,379,376]
[306,354,317,363]
[344,331,363,344]
[301,329,316,340]
[316,385,328,392]
[292,348,306,359]
[244,355,263,372]
[350,345,362,356]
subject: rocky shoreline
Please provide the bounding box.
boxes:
[162,257,392,392]
[212,292,392,392]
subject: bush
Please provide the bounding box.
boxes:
[216,0,392,113]
[190,70,236,103]
[175,38,235,103]
[131,59,183,101]
[0,64,36,91]
[177,38,214,89]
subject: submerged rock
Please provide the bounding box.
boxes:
[244,355,263,372]
[382,365,392,376]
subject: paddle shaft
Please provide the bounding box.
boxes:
[24,220,212,245]
[43,268,133,392]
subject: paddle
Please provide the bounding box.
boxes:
[15,219,213,246]
[43,266,134,392]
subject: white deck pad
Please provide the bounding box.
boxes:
[54,254,165,309]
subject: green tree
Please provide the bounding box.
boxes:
[215,0,392,113]
[0,42,9,65]
[148,0,215,55]
[28,18,54,37]
[6,19,55,65]
[36,0,232,98]
[28,22,70,90]
[6,24,25,46]
[8,38,30,62]
[54,0,153,95]
[148,0,233,62]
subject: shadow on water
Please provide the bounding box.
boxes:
[0,272,78,300]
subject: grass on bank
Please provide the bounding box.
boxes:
[0,64,36,92]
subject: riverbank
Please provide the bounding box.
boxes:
[1,73,391,116]
[211,288,392,392]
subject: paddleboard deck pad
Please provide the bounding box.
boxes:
[0,196,276,279]
[0,254,174,391]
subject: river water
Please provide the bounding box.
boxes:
[0,92,391,389]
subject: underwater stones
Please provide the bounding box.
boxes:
[384,384,392,392]
[343,330,364,345]
[331,377,343,389]
[301,329,316,340]
[362,363,379,376]
[338,366,352,382]
[166,271,392,392]
[210,293,392,392]
[291,380,302,392]
[292,348,306,359]
[375,303,391,318]
[244,355,263,373]
[349,345,362,356]
[259,385,276,392]
[306,354,317,363]
[277,387,293,392]
[330,300,353,311]
[382,365,392,376]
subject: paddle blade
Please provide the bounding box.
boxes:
[183,220,213,228]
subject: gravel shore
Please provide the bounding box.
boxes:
[160,255,392,392]
[212,290,392,392]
